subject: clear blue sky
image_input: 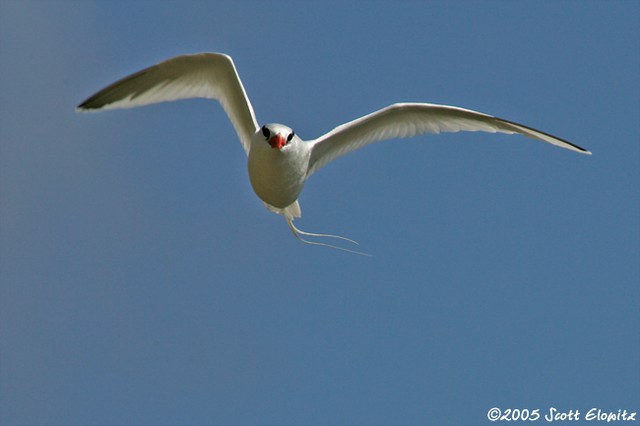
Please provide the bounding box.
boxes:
[1,1,638,425]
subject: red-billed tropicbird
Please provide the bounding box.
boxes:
[77,53,590,253]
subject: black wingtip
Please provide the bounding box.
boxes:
[76,97,101,112]
[77,96,94,109]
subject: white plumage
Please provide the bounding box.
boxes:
[78,52,590,253]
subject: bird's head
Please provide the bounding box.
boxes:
[260,124,295,150]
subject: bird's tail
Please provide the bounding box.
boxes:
[279,201,370,256]
[262,200,302,219]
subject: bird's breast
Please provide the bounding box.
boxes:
[248,143,308,209]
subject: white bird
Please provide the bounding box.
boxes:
[77,52,590,253]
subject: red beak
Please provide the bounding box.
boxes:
[268,134,286,150]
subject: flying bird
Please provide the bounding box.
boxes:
[77,53,590,253]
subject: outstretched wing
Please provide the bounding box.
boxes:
[307,103,590,176]
[77,53,259,155]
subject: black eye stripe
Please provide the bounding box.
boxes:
[261,126,270,138]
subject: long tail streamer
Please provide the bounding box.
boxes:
[286,219,371,256]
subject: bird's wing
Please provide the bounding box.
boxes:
[77,53,259,155]
[307,103,590,176]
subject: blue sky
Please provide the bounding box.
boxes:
[1,1,638,425]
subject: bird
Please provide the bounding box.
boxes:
[77,52,590,254]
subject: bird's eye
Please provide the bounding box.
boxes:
[261,126,270,139]
[287,132,295,142]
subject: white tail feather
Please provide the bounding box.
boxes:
[266,200,370,255]
[286,218,371,257]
